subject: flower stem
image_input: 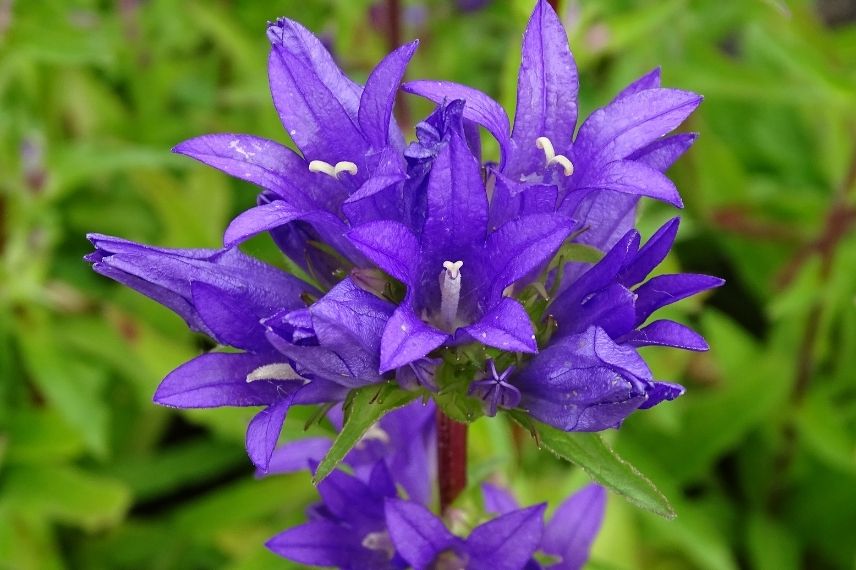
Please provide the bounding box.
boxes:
[436,408,467,513]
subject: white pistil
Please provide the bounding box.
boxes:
[439,260,463,330]
[246,362,307,383]
[536,136,574,176]
[308,160,358,179]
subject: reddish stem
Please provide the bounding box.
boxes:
[437,409,468,513]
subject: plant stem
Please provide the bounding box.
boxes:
[436,408,467,513]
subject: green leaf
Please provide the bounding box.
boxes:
[509,412,675,519]
[3,465,131,532]
[312,384,419,484]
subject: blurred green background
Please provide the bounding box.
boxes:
[1,0,855,568]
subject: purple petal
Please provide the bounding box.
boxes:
[422,119,489,258]
[510,0,579,173]
[380,306,448,373]
[317,469,386,528]
[639,381,685,409]
[310,277,394,356]
[488,171,558,230]
[515,327,652,431]
[618,217,680,287]
[613,67,661,101]
[574,88,702,164]
[482,213,574,304]
[385,498,457,570]
[572,192,638,251]
[348,220,420,285]
[481,483,519,515]
[262,437,332,476]
[542,484,605,570]
[403,80,511,163]
[465,504,546,570]
[190,281,269,351]
[549,230,639,323]
[247,397,293,472]
[461,297,537,353]
[634,273,725,325]
[153,352,288,408]
[359,41,419,149]
[621,319,709,351]
[267,20,365,163]
[224,200,336,247]
[569,282,637,339]
[571,159,683,209]
[266,521,372,567]
[629,133,697,173]
[172,134,338,211]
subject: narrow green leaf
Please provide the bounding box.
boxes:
[312,384,419,484]
[509,412,676,519]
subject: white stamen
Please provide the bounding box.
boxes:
[308,160,358,179]
[246,363,307,383]
[536,136,574,176]
[360,425,391,445]
[439,260,463,330]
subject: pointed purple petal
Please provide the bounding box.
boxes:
[267,20,365,162]
[190,281,269,351]
[247,397,293,472]
[461,297,537,353]
[172,134,336,210]
[613,67,661,101]
[422,119,489,257]
[573,160,683,209]
[348,220,421,284]
[481,483,519,515]
[153,352,287,408]
[629,133,697,173]
[574,88,702,164]
[639,381,685,409]
[385,498,457,570]
[359,41,419,149]
[511,0,579,172]
[622,319,709,351]
[542,484,605,570]
[572,192,638,251]
[380,306,448,373]
[618,217,680,287]
[404,80,511,163]
[634,273,725,324]
[266,521,371,567]
[483,213,574,304]
[465,504,546,570]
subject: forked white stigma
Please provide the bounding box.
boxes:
[536,136,574,176]
[439,260,464,331]
[308,160,358,179]
[442,260,463,280]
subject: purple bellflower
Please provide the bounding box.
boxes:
[173,18,419,287]
[404,0,700,250]
[511,219,723,431]
[349,100,574,372]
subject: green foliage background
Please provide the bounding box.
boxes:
[1,0,855,568]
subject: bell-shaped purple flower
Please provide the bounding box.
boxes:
[348,101,574,372]
[404,0,700,249]
[172,18,420,286]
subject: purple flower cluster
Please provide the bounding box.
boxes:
[87,1,722,567]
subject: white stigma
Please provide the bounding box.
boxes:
[536,136,574,176]
[308,160,358,179]
[246,362,307,383]
[439,260,463,330]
